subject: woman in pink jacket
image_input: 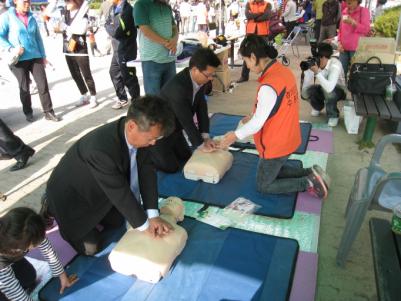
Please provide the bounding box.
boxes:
[338,0,370,77]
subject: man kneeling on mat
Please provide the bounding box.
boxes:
[219,35,330,199]
[150,48,221,173]
[44,96,176,256]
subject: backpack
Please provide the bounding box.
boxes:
[321,0,339,26]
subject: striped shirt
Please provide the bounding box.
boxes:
[134,0,176,63]
[0,238,64,301]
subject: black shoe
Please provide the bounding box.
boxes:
[9,147,35,172]
[44,111,61,122]
[26,113,35,122]
[236,77,248,83]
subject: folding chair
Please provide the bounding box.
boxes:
[336,134,401,267]
[277,26,302,66]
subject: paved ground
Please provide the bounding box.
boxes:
[1,33,400,301]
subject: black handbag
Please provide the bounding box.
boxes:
[348,56,396,95]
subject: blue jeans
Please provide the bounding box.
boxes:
[141,60,176,95]
[305,84,346,118]
[339,51,355,80]
[256,156,311,194]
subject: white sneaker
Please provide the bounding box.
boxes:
[75,95,90,107]
[111,100,129,110]
[311,109,321,117]
[89,96,98,108]
[328,117,339,127]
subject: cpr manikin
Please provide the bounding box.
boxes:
[183,149,234,184]
[109,197,188,283]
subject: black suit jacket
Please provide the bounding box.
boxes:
[46,117,157,241]
[160,67,209,148]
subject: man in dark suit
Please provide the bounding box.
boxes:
[46,96,175,255]
[151,48,221,173]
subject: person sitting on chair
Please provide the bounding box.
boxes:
[302,42,346,127]
[150,48,221,173]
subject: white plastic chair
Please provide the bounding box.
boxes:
[336,134,401,267]
[277,26,301,66]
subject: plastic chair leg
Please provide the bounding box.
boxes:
[336,200,370,266]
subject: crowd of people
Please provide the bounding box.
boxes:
[0,0,382,299]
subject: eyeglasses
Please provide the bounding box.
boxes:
[200,70,217,80]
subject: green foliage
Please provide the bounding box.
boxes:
[374,6,401,38]
[89,0,102,10]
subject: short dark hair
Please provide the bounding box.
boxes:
[189,48,221,71]
[126,95,175,136]
[0,207,46,257]
[316,43,333,59]
[239,34,278,65]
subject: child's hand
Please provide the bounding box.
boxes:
[59,272,78,294]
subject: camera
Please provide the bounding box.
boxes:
[299,38,320,71]
[300,57,319,71]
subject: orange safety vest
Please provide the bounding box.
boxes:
[253,60,301,159]
[246,0,270,36]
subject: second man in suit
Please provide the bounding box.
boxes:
[45,96,175,256]
[151,48,221,173]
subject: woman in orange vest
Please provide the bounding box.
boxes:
[220,35,329,199]
[237,0,271,83]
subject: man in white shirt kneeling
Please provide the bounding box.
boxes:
[302,43,346,127]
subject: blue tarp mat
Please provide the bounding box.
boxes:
[158,151,302,218]
[39,218,299,301]
[209,113,312,154]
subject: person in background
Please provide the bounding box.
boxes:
[0,207,77,301]
[0,0,60,122]
[87,26,102,57]
[134,0,178,95]
[338,0,370,78]
[312,0,325,41]
[219,35,330,199]
[281,0,297,38]
[151,48,221,173]
[0,118,35,171]
[40,4,49,36]
[172,2,181,34]
[196,0,208,32]
[302,43,346,127]
[236,0,271,83]
[56,0,98,108]
[0,0,7,15]
[105,0,140,109]
[319,0,341,42]
[179,0,191,34]
[98,0,113,55]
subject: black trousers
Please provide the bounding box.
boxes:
[284,21,297,39]
[66,207,125,256]
[109,53,140,101]
[9,58,54,116]
[0,258,37,301]
[0,118,32,160]
[314,19,321,41]
[150,130,192,173]
[65,55,96,96]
